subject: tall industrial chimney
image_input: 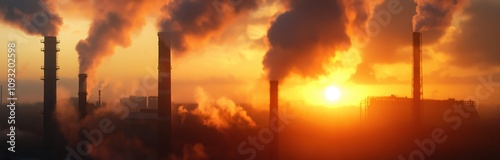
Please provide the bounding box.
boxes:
[41,36,61,160]
[98,89,102,107]
[158,32,172,157]
[269,80,279,160]
[413,32,422,125]
[78,74,88,119]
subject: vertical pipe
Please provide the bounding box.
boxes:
[98,90,101,107]
[42,36,60,159]
[158,32,172,158]
[413,32,422,126]
[269,80,279,160]
[78,74,87,119]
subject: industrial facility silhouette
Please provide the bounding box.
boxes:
[0,31,498,160]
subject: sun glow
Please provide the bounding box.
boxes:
[325,86,341,102]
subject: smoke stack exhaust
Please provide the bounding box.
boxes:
[78,74,88,119]
[413,32,422,125]
[158,32,172,157]
[42,36,62,159]
[270,80,279,160]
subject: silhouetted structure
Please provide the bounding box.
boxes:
[78,74,87,119]
[98,89,102,107]
[270,80,279,160]
[158,32,172,158]
[41,36,63,160]
[361,95,480,127]
[120,96,147,112]
[148,96,159,109]
[413,32,422,125]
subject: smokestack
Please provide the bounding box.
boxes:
[98,89,101,107]
[413,32,422,125]
[158,32,172,157]
[41,36,62,159]
[78,74,88,119]
[270,80,279,160]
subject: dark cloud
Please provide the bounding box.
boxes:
[442,0,500,68]
[0,0,62,36]
[263,0,351,80]
[413,0,466,32]
[351,0,415,83]
[158,0,260,54]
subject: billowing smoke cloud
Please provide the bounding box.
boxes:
[178,88,256,131]
[346,0,384,39]
[76,0,163,86]
[412,0,467,32]
[0,0,62,36]
[263,0,351,80]
[157,0,260,54]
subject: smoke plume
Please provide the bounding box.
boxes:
[0,0,62,36]
[76,0,163,86]
[263,0,352,80]
[157,0,260,54]
[178,88,256,131]
[412,0,467,32]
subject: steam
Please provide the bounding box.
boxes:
[0,0,62,36]
[412,0,467,32]
[178,88,256,131]
[263,0,351,80]
[76,0,163,88]
[157,0,259,54]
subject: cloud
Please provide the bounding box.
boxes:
[441,0,500,68]
[0,0,63,36]
[157,0,260,54]
[263,0,351,80]
[76,0,164,90]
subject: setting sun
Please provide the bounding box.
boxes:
[325,86,341,102]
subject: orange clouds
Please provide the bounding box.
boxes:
[0,0,63,36]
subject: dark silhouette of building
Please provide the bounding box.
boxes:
[41,36,63,160]
[120,96,147,112]
[148,96,159,109]
[158,32,172,158]
[361,95,480,127]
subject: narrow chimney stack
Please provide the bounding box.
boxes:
[98,89,101,107]
[42,36,61,159]
[157,32,172,157]
[413,32,422,125]
[270,80,279,160]
[78,73,88,119]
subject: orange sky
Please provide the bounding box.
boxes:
[1,0,500,108]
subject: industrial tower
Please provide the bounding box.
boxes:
[413,32,423,125]
[41,36,62,159]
